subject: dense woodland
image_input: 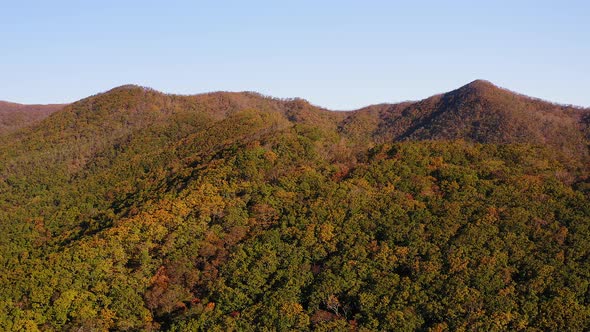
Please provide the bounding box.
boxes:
[0,81,589,331]
[0,102,64,136]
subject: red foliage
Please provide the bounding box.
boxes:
[310,309,336,324]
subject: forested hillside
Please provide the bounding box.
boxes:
[0,82,588,331]
[0,101,65,135]
[341,80,590,169]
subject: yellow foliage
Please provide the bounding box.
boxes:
[280,302,304,317]
[318,223,335,243]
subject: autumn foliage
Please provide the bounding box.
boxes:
[0,82,588,330]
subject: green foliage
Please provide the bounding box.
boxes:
[0,86,588,330]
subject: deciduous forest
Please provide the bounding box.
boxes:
[0,81,588,331]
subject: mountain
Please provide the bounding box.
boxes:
[0,101,65,135]
[341,80,590,166]
[3,81,588,160]
[0,81,588,331]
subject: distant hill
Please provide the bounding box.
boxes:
[0,101,65,135]
[3,81,588,158]
[341,80,590,166]
[0,81,588,331]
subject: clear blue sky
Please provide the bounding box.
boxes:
[2,0,589,109]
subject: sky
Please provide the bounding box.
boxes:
[1,0,589,110]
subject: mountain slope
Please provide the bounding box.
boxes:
[0,85,346,245]
[341,80,590,166]
[0,101,65,135]
[0,81,588,331]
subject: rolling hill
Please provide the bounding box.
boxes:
[341,80,590,166]
[0,101,65,135]
[0,81,588,331]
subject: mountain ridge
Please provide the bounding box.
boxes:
[9,78,588,112]
[4,79,588,168]
[0,101,66,135]
[1,79,589,330]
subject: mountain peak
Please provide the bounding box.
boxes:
[445,79,512,102]
[466,79,496,87]
[104,84,155,94]
[459,79,499,93]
